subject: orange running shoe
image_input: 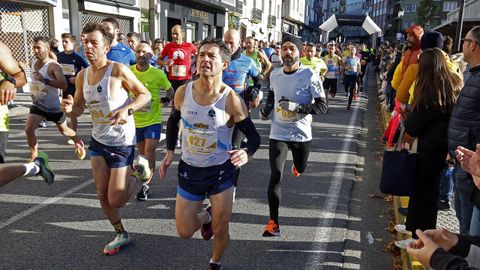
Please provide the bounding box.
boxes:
[291,165,301,177]
[262,219,280,237]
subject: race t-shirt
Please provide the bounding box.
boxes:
[269,66,325,142]
[107,42,136,66]
[344,56,360,75]
[299,57,327,77]
[160,42,197,81]
[323,55,341,79]
[129,65,171,128]
[222,53,259,95]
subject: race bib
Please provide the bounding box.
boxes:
[326,71,336,78]
[60,64,75,76]
[30,81,47,97]
[184,127,217,155]
[87,100,112,125]
[275,105,300,123]
[172,65,186,77]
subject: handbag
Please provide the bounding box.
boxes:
[379,125,419,196]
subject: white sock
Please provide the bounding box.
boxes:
[23,162,40,177]
[206,209,212,224]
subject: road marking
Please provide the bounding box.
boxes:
[305,99,360,269]
[0,180,93,230]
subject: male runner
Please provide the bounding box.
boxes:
[57,33,89,144]
[0,41,27,163]
[300,43,328,104]
[130,42,173,201]
[61,22,151,255]
[26,36,85,161]
[243,36,272,87]
[342,46,361,110]
[358,43,370,91]
[259,34,327,237]
[323,42,342,97]
[126,32,140,51]
[101,18,136,66]
[159,38,260,270]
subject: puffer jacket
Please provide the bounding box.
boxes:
[448,65,480,157]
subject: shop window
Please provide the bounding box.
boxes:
[186,22,197,43]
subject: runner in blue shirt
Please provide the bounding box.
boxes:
[101,18,136,65]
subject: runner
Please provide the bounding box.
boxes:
[258,34,327,237]
[300,43,328,105]
[0,41,27,164]
[323,42,342,98]
[0,151,54,188]
[25,36,86,162]
[243,36,272,88]
[57,33,89,145]
[342,46,361,110]
[358,43,370,92]
[130,42,173,201]
[101,18,136,66]
[222,29,262,200]
[61,22,151,255]
[159,38,260,270]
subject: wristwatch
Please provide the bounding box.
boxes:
[2,73,16,86]
[43,78,50,85]
[127,108,134,115]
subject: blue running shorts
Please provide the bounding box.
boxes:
[135,124,161,143]
[89,138,135,168]
[177,159,235,201]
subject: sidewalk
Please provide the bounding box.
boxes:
[378,79,459,270]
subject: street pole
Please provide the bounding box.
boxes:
[454,0,466,53]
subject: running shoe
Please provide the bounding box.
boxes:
[133,154,152,182]
[201,205,214,240]
[291,165,301,177]
[136,184,150,201]
[75,140,86,160]
[346,105,352,111]
[38,119,49,128]
[33,151,55,185]
[66,139,75,145]
[208,262,224,270]
[262,219,280,237]
[103,232,130,255]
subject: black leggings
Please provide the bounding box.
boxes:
[268,139,311,224]
[232,125,246,186]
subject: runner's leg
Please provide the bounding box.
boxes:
[209,186,234,263]
[175,195,206,238]
[268,139,289,224]
[24,113,44,161]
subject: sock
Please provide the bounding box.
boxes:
[23,162,40,177]
[209,258,221,265]
[112,221,126,234]
[206,209,212,224]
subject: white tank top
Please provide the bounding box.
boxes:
[83,62,136,146]
[181,82,233,167]
[30,59,62,112]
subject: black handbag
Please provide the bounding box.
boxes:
[379,126,419,196]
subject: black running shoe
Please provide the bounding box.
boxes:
[136,184,150,201]
[208,262,224,270]
[201,205,213,240]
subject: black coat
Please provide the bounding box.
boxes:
[448,65,480,156]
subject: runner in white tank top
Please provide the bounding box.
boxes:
[159,38,260,270]
[61,23,151,256]
[25,36,86,162]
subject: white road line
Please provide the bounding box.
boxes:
[0,180,93,230]
[305,101,360,269]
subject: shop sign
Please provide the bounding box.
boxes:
[191,9,209,24]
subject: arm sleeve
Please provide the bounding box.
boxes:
[296,97,328,115]
[261,88,275,116]
[235,117,260,156]
[166,108,181,151]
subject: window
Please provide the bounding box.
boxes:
[186,22,196,43]
[203,25,210,39]
[405,3,416,12]
[443,2,458,12]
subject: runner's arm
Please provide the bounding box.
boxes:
[47,63,68,90]
[259,51,272,76]
[118,63,151,112]
[0,42,26,105]
[165,84,186,151]
[62,70,86,117]
[260,88,275,117]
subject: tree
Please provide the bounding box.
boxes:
[416,0,436,28]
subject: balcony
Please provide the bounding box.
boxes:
[251,8,262,23]
[267,15,276,27]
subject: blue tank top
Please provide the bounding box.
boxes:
[222,53,259,95]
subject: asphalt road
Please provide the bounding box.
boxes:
[0,69,392,270]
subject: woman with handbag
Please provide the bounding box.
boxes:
[396,48,463,247]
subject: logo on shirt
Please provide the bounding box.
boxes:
[187,110,197,115]
[173,50,186,61]
[97,85,103,93]
[207,109,216,119]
